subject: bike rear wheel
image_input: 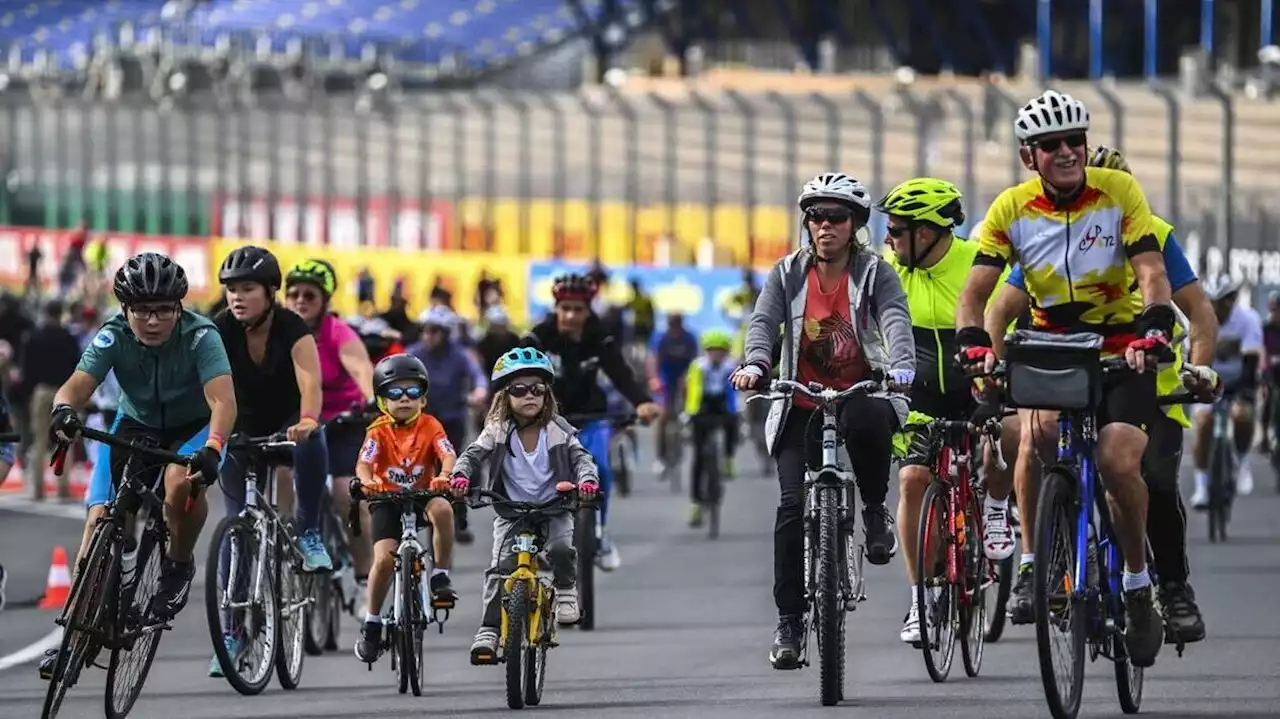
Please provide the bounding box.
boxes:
[917,481,957,682]
[701,432,723,540]
[205,516,278,696]
[574,507,597,631]
[396,547,425,696]
[504,581,531,709]
[303,574,330,656]
[984,554,1014,642]
[1208,436,1232,542]
[815,486,844,706]
[43,521,116,719]
[1033,470,1086,719]
[274,519,307,690]
[523,585,550,706]
[105,525,166,718]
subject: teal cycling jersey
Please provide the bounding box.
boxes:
[77,310,232,429]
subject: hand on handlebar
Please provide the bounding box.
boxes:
[635,402,662,424]
[429,475,452,493]
[50,403,81,444]
[1124,332,1172,374]
[575,479,600,498]
[1181,363,1223,402]
[887,369,915,393]
[731,362,766,391]
[286,417,318,443]
[449,475,471,498]
[186,445,222,487]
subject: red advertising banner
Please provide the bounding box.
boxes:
[211,195,454,250]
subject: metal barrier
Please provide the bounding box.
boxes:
[0,81,1272,266]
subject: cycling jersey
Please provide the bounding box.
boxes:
[359,413,454,493]
[683,355,738,415]
[974,167,1162,352]
[313,313,365,421]
[1213,303,1264,388]
[214,307,310,436]
[650,329,700,382]
[78,310,232,429]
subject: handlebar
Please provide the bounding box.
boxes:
[227,432,297,452]
[466,487,582,513]
[562,411,639,429]
[52,425,198,510]
[746,378,885,406]
[325,403,379,430]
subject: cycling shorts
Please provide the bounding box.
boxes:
[369,496,449,544]
[1141,413,1183,493]
[895,389,975,468]
[86,410,222,508]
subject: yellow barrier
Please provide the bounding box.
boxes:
[211,239,530,325]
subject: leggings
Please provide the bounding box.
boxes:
[219,419,330,533]
[577,420,615,526]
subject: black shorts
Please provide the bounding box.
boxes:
[369,497,446,544]
[1141,413,1184,492]
[1097,369,1160,431]
[900,389,975,468]
[324,424,364,478]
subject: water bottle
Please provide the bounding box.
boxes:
[1085,524,1099,588]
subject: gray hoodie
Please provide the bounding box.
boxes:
[743,245,915,455]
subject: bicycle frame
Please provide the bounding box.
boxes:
[500,532,549,647]
[930,422,981,595]
[388,504,436,631]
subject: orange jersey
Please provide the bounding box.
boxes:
[358,413,455,493]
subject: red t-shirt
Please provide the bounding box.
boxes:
[794,267,869,410]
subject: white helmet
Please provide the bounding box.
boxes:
[1203,274,1241,301]
[418,304,458,329]
[1014,90,1090,142]
[798,172,872,213]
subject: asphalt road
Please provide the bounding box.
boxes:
[1,431,1279,718]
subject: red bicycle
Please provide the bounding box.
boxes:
[915,416,1006,682]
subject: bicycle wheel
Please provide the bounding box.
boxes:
[504,581,531,709]
[396,546,424,697]
[204,515,278,696]
[274,519,307,690]
[916,482,957,682]
[324,575,344,652]
[612,436,632,498]
[574,506,597,631]
[303,573,330,656]
[1033,470,1086,719]
[984,554,1014,642]
[1208,435,1231,542]
[665,422,683,493]
[1113,610,1145,712]
[701,434,723,540]
[43,521,116,719]
[960,487,987,678]
[815,486,844,706]
[523,584,550,707]
[104,525,166,718]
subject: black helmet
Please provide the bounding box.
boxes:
[373,353,430,394]
[219,246,282,290]
[113,252,189,305]
[551,273,598,303]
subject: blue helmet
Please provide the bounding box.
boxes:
[491,346,554,389]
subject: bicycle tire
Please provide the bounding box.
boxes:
[574,507,597,631]
[1113,612,1145,712]
[612,437,632,498]
[1208,435,1231,543]
[303,573,330,656]
[815,486,844,706]
[505,581,531,709]
[703,432,722,541]
[42,521,116,719]
[523,584,550,706]
[984,555,1014,642]
[324,576,343,651]
[1033,470,1086,719]
[917,481,956,682]
[105,525,166,718]
[204,515,277,696]
[274,519,306,690]
[397,545,424,697]
[960,486,987,678]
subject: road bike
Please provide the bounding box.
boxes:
[1202,395,1236,542]
[204,433,310,695]
[748,378,888,706]
[347,485,454,696]
[41,428,193,719]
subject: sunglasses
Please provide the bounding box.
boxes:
[806,208,853,225]
[508,383,548,399]
[885,225,913,238]
[286,288,321,302]
[1034,133,1087,153]
[382,385,425,401]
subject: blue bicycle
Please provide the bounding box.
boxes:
[997,331,1182,719]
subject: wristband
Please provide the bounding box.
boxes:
[297,416,319,429]
[205,435,225,454]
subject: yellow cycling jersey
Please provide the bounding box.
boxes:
[974,167,1161,354]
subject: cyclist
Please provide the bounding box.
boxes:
[873,177,1017,645]
[39,252,235,678]
[647,312,700,475]
[526,273,661,572]
[1188,275,1264,505]
[955,90,1176,668]
[730,172,915,670]
[682,329,738,527]
[352,354,458,663]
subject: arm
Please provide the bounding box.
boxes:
[743,262,787,372]
[600,336,652,406]
[986,282,1031,359]
[871,257,915,372]
[958,195,1015,331]
[59,326,118,409]
[52,370,100,411]
[355,433,376,487]
[337,336,376,400]
[202,375,237,444]
[644,333,660,385]
[1171,282,1217,366]
[450,426,500,486]
[290,334,324,422]
[1119,173,1171,308]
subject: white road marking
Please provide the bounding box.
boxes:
[0,627,62,672]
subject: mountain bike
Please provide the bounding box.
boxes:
[204,433,310,696]
[347,485,454,696]
[468,488,583,709]
[1203,395,1236,542]
[41,428,194,719]
[748,379,888,706]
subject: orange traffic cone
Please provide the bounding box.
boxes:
[38,546,72,610]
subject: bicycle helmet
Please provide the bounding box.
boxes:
[373,353,430,394]
[700,329,732,352]
[419,304,457,330]
[1087,145,1131,174]
[551,274,598,304]
[874,177,965,229]
[490,346,555,390]
[1204,274,1241,302]
[113,252,189,305]
[1014,90,1090,143]
[285,258,338,298]
[218,245,282,290]
[797,172,872,214]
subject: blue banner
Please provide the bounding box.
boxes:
[526,261,765,335]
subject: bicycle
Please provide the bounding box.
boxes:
[747,378,888,707]
[347,484,454,696]
[914,414,1006,682]
[468,488,584,709]
[41,427,195,719]
[1202,395,1236,542]
[204,433,310,696]
[608,427,636,498]
[561,411,638,631]
[683,412,732,540]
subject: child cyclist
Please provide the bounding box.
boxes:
[352,353,459,663]
[683,329,739,527]
[449,346,600,665]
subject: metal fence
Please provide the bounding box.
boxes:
[1,81,1275,267]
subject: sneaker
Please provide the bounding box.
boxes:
[769,614,804,670]
[208,634,240,678]
[687,503,703,528]
[651,459,667,478]
[862,504,897,566]
[1237,461,1254,496]
[299,530,334,572]
[596,531,622,572]
[1157,581,1206,644]
[1190,472,1209,510]
[1009,563,1035,625]
[470,626,500,665]
[982,504,1016,560]
[900,600,922,645]
[554,587,581,625]
[354,621,382,663]
[428,572,457,608]
[1123,585,1164,668]
[148,558,195,621]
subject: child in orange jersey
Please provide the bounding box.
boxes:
[352,353,458,664]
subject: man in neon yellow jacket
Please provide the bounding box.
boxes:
[682,329,738,526]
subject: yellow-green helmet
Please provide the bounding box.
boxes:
[874,177,965,229]
[1087,145,1131,174]
[285,259,338,299]
[701,329,732,351]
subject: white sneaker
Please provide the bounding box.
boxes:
[1237,461,1254,496]
[1190,483,1209,510]
[900,600,922,644]
[982,504,1016,560]
[554,587,580,625]
[651,460,667,478]
[596,533,622,572]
